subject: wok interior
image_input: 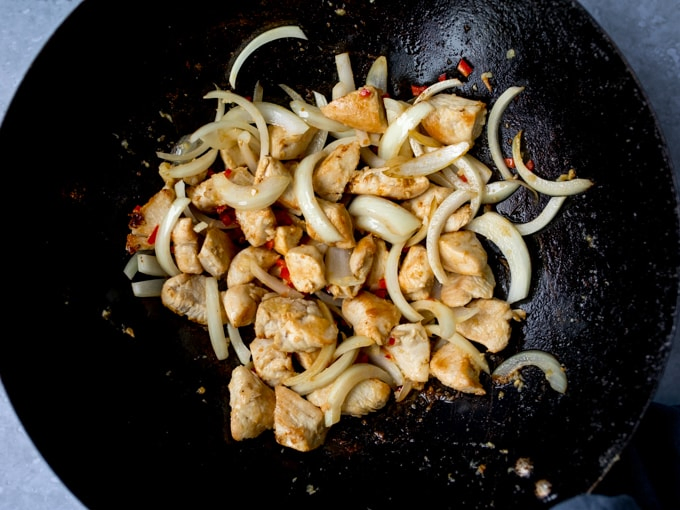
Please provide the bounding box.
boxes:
[2,0,678,508]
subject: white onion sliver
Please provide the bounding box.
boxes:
[387,141,470,177]
[364,344,404,388]
[348,195,421,244]
[284,342,336,387]
[365,55,388,92]
[333,335,374,359]
[411,299,457,338]
[163,148,218,179]
[289,99,350,133]
[413,78,463,104]
[426,325,489,374]
[123,254,139,280]
[226,322,251,365]
[324,363,394,427]
[482,180,522,204]
[385,241,424,322]
[155,196,191,277]
[334,52,356,94]
[253,101,310,135]
[465,211,531,304]
[378,101,435,161]
[137,253,168,277]
[205,276,230,361]
[250,261,304,298]
[487,85,525,180]
[290,349,358,395]
[515,196,567,236]
[426,189,474,284]
[228,25,307,88]
[131,278,165,298]
[491,349,567,393]
[512,131,594,196]
[211,171,290,211]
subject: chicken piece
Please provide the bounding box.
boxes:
[269,124,318,161]
[255,296,338,352]
[218,128,252,170]
[444,204,475,233]
[222,283,268,327]
[285,244,327,294]
[438,230,487,276]
[342,290,401,345]
[306,378,391,417]
[350,234,378,283]
[430,340,486,395]
[250,337,296,387]
[455,298,513,353]
[420,94,487,146]
[313,140,360,201]
[364,237,389,292]
[126,188,175,253]
[197,227,237,278]
[398,244,434,301]
[274,385,327,452]
[320,85,388,134]
[347,167,429,200]
[161,273,226,325]
[226,246,280,287]
[440,265,496,308]
[171,217,203,274]
[385,323,431,385]
[253,156,298,211]
[234,207,277,247]
[305,199,356,249]
[401,184,452,220]
[228,365,276,441]
[273,224,304,255]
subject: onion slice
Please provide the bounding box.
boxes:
[155,196,191,277]
[413,78,463,104]
[131,278,165,298]
[162,148,218,180]
[378,101,435,161]
[290,349,359,395]
[385,241,424,322]
[514,196,567,236]
[226,322,251,365]
[386,141,470,177]
[211,171,290,211]
[487,85,524,180]
[512,131,594,196]
[491,349,567,393]
[283,342,337,387]
[205,276,230,360]
[465,211,531,304]
[228,25,308,88]
[348,195,421,245]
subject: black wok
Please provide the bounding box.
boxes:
[1,0,678,508]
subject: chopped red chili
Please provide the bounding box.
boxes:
[504,157,516,169]
[438,73,448,82]
[359,87,372,98]
[457,58,473,78]
[147,225,159,245]
[411,84,428,96]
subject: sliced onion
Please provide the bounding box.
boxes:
[290,349,359,395]
[487,85,525,180]
[426,325,489,374]
[324,363,394,426]
[325,246,362,287]
[348,195,421,244]
[123,254,139,280]
[378,101,435,161]
[426,189,474,284]
[155,196,190,277]
[413,78,463,104]
[279,83,305,102]
[283,342,337,387]
[411,299,458,338]
[294,150,344,244]
[289,99,351,133]
[203,90,270,160]
[250,261,304,298]
[253,101,310,135]
[452,154,485,217]
[465,211,531,304]
[333,335,374,359]
[491,349,567,393]
[189,119,260,148]
[365,55,388,92]
[512,131,594,196]
[162,148,218,180]
[514,196,567,236]
[205,276,230,360]
[364,344,405,388]
[131,278,165,298]
[482,180,522,204]
[334,52,356,94]
[385,240,424,322]
[211,171,290,211]
[137,253,168,277]
[228,25,308,88]
[156,141,210,163]
[386,141,470,177]
[227,322,251,365]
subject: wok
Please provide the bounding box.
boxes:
[1,0,678,508]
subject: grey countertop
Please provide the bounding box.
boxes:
[1,1,678,509]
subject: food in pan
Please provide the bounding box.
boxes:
[124,27,592,451]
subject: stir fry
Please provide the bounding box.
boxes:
[124,27,592,451]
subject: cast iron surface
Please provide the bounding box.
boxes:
[0,0,678,508]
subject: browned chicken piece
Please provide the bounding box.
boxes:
[226,246,280,287]
[385,323,431,386]
[342,290,401,345]
[228,365,276,441]
[350,234,378,283]
[255,296,338,353]
[126,188,175,253]
[253,156,298,211]
[320,85,388,134]
[250,336,297,387]
[171,217,203,274]
[273,224,304,255]
[438,230,488,276]
[274,385,328,452]
[161,273,226,325]
[219,127,253,170]
[398,245,434,301]
[284,244,327,294]
[401,184,452,220]
[420,94,487,146]
[430,340,486,395]
[197,227,237,278]
[234,207,277,247]
[364,237,389,292]
[347,167,430,200]
[269,124,318,161]
[312,139,361,202]
[306,378,391,417]
[439,265,496,308]
[222,283,268,327]
[305,199,356,249]
[455,298,513,353]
